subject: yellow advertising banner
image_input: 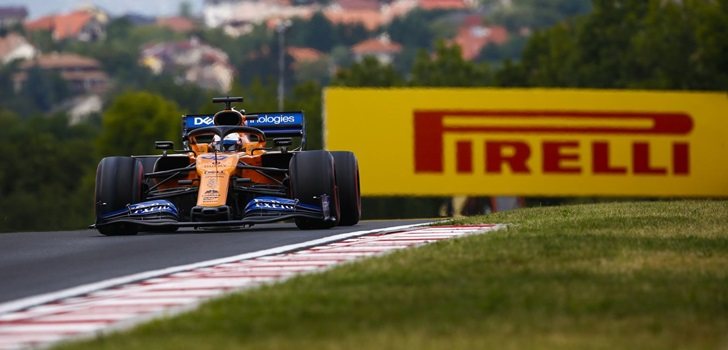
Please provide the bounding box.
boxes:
[324,88,728,197]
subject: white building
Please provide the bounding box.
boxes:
[203,0,315,29]
[0,33,36,64]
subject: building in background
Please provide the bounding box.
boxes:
[140,37,235,92]
[452,15,508,61]
[351,33,402,65]
[155,16,198,33]
[13,52,109,94]
[25,7,109,42]
[203,0,314,29]
[0,33,36,64]
[0,6,28,29]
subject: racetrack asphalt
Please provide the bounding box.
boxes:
[0,220,431,303]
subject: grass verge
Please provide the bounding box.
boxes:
[58,200,728,350]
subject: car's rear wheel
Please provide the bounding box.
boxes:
[332,151,361,226]
[95,156,143,236]
[290,150,340,230]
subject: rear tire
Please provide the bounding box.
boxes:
[95,157,143,236]
[332,151,361,226]
[290,150,340,230]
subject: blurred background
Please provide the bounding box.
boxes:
[0,0,725,232]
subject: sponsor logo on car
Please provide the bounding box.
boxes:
[249,115,296,125]
[193,116,214,126]
[201,189,220,203]
[254,201,295,210]
[248,112,303,127]
[129,200,178,216]
[247,197,298,212]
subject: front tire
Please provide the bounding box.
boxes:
[332,151,361,226]
[290,150,340,230]
[95,157,143,236]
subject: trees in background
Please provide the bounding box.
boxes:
[482,0,592,31]
[410,42,491,86]
[332,56,404,87]
[97,92,183,157]
[513,0,728,90]
[0,110,97,231]
[333,42,491,87]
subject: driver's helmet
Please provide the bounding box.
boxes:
[212,133,244,152]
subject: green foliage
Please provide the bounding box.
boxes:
[97,91,182,157]
[288,12,371,52]
[116,73,216,114]
[290,12,337,52]
[289,81,323,150]
[513,0,728,90]
[485,0,592,31]
[332,56,404,87]
[294,59,332,85]
[517,22,581,86]
[477,35,528,63]
[18,66,71,112]
[386,9,450,50]
[410,41,491,86]
[232,78,278,113]
[26,29,58,53]
[0,110,97,232]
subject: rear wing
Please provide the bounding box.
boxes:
[182,111,306,148]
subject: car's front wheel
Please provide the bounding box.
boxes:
[289,150,340,230]
[94,156,143,236]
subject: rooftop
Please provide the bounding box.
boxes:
[419,0,468,10]
[325,9,383,31]
[287,46,324,62]
[454,23,508,60]
[25,10,99,40]
[352,34,402,54]
[156,16,197,33]
[0,33,31,59]
[20,52,101,70]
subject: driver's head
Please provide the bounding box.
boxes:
[221,133,243,151]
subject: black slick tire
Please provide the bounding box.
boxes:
[331,151,361,226]
[289,150,340,229]
[94,156,143,236]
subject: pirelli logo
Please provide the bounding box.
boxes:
[414,110,694,176]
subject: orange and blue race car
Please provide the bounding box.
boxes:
[92,97,360,235]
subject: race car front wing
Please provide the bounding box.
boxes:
[92,196,334,230]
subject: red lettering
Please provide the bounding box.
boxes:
[543,141,581,174]
[673,143,689,175]
[413,112,446,173]
[633,142,667,174]
[414,110,693,176]
[592,141,627,174]
[486,141,530,174]
[456,141,472,173]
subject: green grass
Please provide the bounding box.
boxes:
[58,200,728,350]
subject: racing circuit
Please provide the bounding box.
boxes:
[0,221,429,303]
[0,220,504,349]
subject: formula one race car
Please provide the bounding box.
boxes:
[92,97,360,235]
